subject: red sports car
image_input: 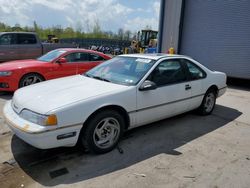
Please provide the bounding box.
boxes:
[0,48,111,91]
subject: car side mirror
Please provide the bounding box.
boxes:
[139,80,157,91]
[57,57,67,64]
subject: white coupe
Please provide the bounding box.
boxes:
[3,54,227,153]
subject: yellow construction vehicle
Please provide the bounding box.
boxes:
[47,35,59,43]
[140,29,158,48]
[126,29,158,54]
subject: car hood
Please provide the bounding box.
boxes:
[12,75,129,114]
[0,59,46,70]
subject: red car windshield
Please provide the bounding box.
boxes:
[37,50,66,62]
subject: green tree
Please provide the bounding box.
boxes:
[63,27,75,38]
[52,25,63,38]
[0,21,133,41]
[0,22,7,31]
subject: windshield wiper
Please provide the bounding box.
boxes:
[84,73,91,77]
[92,76,111,82]
[84,73,110,82]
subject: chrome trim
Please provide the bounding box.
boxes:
[219,86,227,90]
[129,93,204,113]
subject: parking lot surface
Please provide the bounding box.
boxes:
[0,82,250,188]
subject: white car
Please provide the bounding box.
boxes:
[3,54,227,154]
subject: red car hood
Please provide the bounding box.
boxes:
[0,59,46,71]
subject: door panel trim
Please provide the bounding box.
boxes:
[129,93,205,113]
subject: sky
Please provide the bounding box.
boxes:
[0,0,160,33]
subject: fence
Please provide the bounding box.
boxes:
[60,38,131,49]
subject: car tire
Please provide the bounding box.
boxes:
[19,73,44,88]
[81,110,125,154]
[197,89,217,115]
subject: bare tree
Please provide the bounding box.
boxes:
[118,28,124,40]
[145,25,152,30]
[93,19,101,34]
[124,30,132,40]
[75,21,83,37]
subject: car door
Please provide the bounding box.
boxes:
[77,53,105,74]
[16,33,42,59]
[136,59,191,126]
[48,52,79,79]
[181,58,207,110]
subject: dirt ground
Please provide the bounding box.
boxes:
[0,80,250,188]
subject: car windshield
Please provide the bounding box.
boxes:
[85,56,155,86]
[37,50,66,62]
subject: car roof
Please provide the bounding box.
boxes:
[120,53,188,61]
[56,48,105,54]
[56,48,91,52]
[0,31,37,35]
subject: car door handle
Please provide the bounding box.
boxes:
[185,84,192,90]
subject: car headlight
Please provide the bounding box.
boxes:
[19,109,57,126]
[0,71,12,76]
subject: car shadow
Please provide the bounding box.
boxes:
[10,104,242,186]
[0,91,13,100]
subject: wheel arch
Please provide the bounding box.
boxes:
[82,105,130,132]
[19,72,46,88]
[207,84,219,97]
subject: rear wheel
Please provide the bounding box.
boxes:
[198,89,216,115]
[81,110,125,154]
[19,73,44,88]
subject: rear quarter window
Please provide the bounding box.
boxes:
[90,54,105,61]
[182,59,206,80]
[17,34,37,44]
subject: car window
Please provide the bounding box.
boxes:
[65,52,90,62]
[148,59,186,86]
[183,59,206,80]
[86,56,155,86]
[17,34,37,44]
[90,54,105,61]
[37,49,66,62]
[0,34,17,45]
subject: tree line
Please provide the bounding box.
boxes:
[0,21,136,41]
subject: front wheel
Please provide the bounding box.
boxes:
[19,73,44,88]
[197,89,216,115]
[81,110,125,154]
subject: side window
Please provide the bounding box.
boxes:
[89,54,105,61]
[65,52,89,62]
[0,34,17,45]
[184,60,206,80]
[148,60,186,86]
[17,34,37,44]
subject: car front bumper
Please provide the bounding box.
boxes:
[3,100,82,149]
[0,76,19,91]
